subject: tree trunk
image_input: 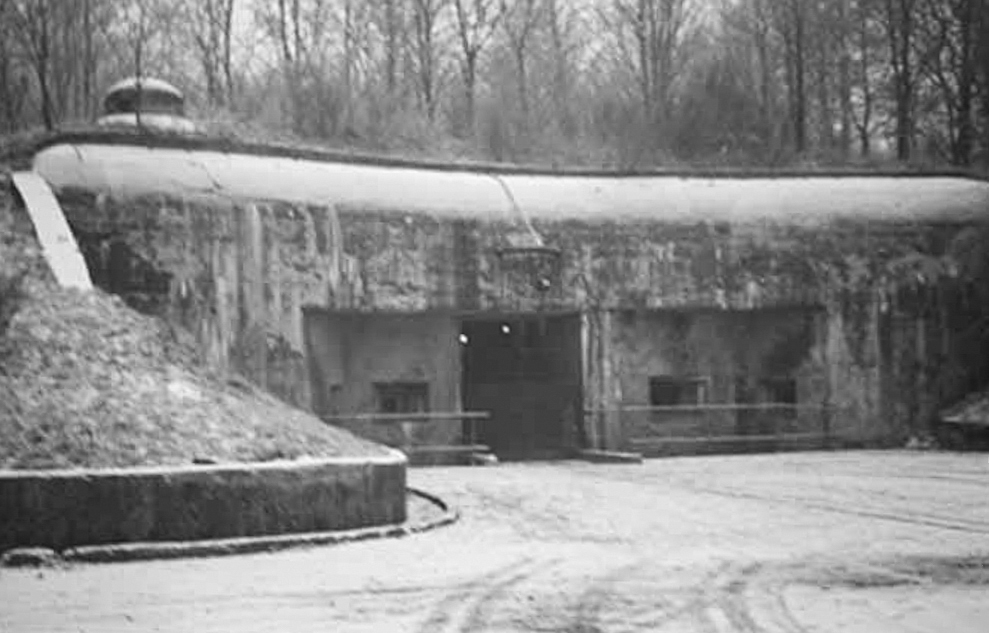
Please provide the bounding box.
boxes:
[36,3,54,130]
[816,34,832,151]
[791,0,807,153]
[83,0,94,119]
[838,0,852,156]
[886,0,914,161]
[954,0,974,166]
[223,0,235,104]
[856,0,872,157]
[981,0,989,165]
[637,1,652,121]
[516,45,528,121]
[413,0,438,121]
[463,53,476,134]
[343,0,353,130]
[385,0,398,96]
[546,0,572,133]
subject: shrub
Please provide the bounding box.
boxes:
[0,268,26,336]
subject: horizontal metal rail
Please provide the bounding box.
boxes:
[585,403,835,414]
[322,411,492,463]
[630,432,832,446]
[321,411,491,424]
[584,403,839,454]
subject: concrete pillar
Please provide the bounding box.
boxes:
[581,308,624,450]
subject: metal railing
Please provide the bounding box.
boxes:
[584,403,839,453]
[321,411,491,458]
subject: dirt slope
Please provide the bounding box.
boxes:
[0,174,390,469]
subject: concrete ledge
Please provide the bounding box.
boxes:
[576,449,644,464]
[632,436,839,458]
[0,452,407,553]
[55,488,456,564]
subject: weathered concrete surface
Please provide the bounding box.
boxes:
[56,488,453,564]
[26,143,989,448]
[610,309,829,441]
[1,451,986,632]
[305,311,462,448]
[31,141,989,222]
[0,454,406,553]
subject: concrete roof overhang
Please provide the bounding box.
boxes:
[31,134,989,226]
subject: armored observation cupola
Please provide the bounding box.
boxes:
[97,77,197,134]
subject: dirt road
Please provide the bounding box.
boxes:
[2,450,987,632]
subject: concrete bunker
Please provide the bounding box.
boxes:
[25,135,989,456]
[303,309,583,460]
[609,307,826,454]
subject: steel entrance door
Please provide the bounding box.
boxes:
[460,314,582,459]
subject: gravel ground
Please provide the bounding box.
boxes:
[1,450,987,632]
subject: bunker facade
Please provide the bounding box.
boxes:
[27,134,989,456]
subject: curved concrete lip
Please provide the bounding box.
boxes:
[1,487,455,566]
[0,450,407,479]
[62,487,456,564]
[0,451,411,557]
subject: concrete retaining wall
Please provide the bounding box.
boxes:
[0,452,407,553]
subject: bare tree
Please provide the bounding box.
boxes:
[775,0,808,153]
[452,0,505,133]
[609,0,693,148]
[411,0,447,120]
[541,0,584,137]
[885,0,917,160]
[750,0,779,152]
[850,0,881,157]
[9,0,57,129]
[500,0,542,122]
[379,0,406,99]
[979,0,989,164]
[256,0,339,136]
[716,0,784,159]
[836,0,853,155]
[0,0,984,169]
[184,0,237,107]
[0,0,26,131]
[917,0,977,165]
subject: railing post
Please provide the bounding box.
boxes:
[617,407,625,451]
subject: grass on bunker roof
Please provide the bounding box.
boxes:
[0,185,391,470]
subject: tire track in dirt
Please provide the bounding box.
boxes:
[457,558,563,632]
[715,564,812,633]
[414,556,559,633]
[567,561,657,633]
[714,555,989,633]
[564,561,751,633]
[676,483,989,535]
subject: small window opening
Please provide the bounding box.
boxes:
[760,378,797,404]
[649,376,707,406]
[374,382,429,414]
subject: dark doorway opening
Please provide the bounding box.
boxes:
[460,314,582,459]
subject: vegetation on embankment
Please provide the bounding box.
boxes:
[0,174,391,469]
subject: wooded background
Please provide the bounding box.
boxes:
[1,0,988,169]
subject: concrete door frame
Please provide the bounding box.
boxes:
[458,312,584,458]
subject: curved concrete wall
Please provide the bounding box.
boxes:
[0,452,406,553]
[32,141,989,223]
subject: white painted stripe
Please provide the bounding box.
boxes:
[11,171,93,291]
